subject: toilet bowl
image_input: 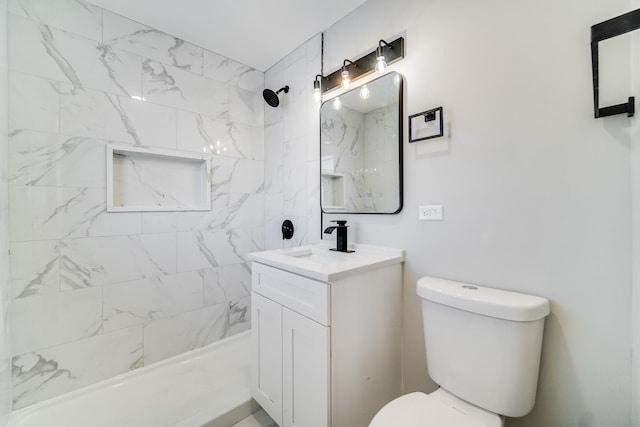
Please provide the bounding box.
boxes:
[369,276,549,427]
[369,389,502,427]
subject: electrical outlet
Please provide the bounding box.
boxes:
[419,205,443,220]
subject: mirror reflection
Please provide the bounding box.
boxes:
[320,72,403,214]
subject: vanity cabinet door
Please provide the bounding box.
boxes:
[251,292,283,426]
[282,307,330,427]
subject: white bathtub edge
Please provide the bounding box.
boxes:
[8,331,251,424]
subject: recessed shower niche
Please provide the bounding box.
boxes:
[106,144,212,212]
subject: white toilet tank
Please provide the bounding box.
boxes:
[417,276,550,418]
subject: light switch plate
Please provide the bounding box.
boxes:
[419,205,443,220]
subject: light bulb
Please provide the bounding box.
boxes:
[359,85,370,100]
[375,55,387,74]
[313,78,322,103]
[341,69,350,90]
[332,97,342,110]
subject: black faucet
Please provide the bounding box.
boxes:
[323,220,354,253]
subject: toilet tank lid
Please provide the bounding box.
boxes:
[417,276,550,322]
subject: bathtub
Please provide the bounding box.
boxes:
[8,332,257,427]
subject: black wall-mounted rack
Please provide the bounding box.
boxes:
[591,8,640,118]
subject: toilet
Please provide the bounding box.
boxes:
[370,276,550,427]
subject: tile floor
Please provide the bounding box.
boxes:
[232,409,277,427]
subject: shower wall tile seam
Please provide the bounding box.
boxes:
[9,13,143,98]
[11,290,236,355]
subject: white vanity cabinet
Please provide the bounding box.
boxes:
[249,245,404,427]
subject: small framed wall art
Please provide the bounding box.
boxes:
[409,106,443,142]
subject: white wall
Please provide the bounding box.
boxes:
[0,0,11,423]
[631,0,640,425]
[316,0,633,425]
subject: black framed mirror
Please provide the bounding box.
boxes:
[320,72,403,214]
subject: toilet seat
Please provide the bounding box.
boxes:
[369,390,502,427]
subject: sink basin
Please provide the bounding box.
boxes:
[283,248,354,264]
[249,243,404,281]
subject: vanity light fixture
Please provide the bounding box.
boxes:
[341,60,354,90]
[375,40,390,74]
[313,74,324,103]
[359,84,370,100]
[314,37,404,95]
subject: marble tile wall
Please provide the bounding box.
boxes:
[321,105,366,212]
[362,103,399,212]
[320,102,399,213]
[264,36,321,249]
[7,0,264,409]
[0,0,11,423]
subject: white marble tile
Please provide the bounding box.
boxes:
[111,150,210,210]
[141,193,229,234]
[229,227,255,264]
[228,122,257,160]
[282,58,308,142]
[176,229,244,272]
[9,186,141,241]
[265,218,284,251]
[11,287,103,355]
[104,271,204,332]
[60,86,176,148]
[176,111,254,159]
[8,0,102,41]
[283,137,307,217]
[229,295,250,335]
[10,240,60,299]
[203,264,251,306]
[143,303,228,364]
[9,130,106,188]
[203,50,263,93]
[250,226,265,254]
[227,193,264,229]
[103,11,203,75]
[230,159,264,194]
[251,125,265,161]
[211,155,238,195]
[264,122,283,194]
[60,234,176,290]
[306,34,322,70]
[9,13,141,97]
[265,193,283,224]
[229,87,263,128]
[142,59,228,116]
[306,160,321,244]
[306,94,321,164]
[12,326,142,409]
[9,72,59,133]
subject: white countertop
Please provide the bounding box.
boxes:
[248,242,404,282]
